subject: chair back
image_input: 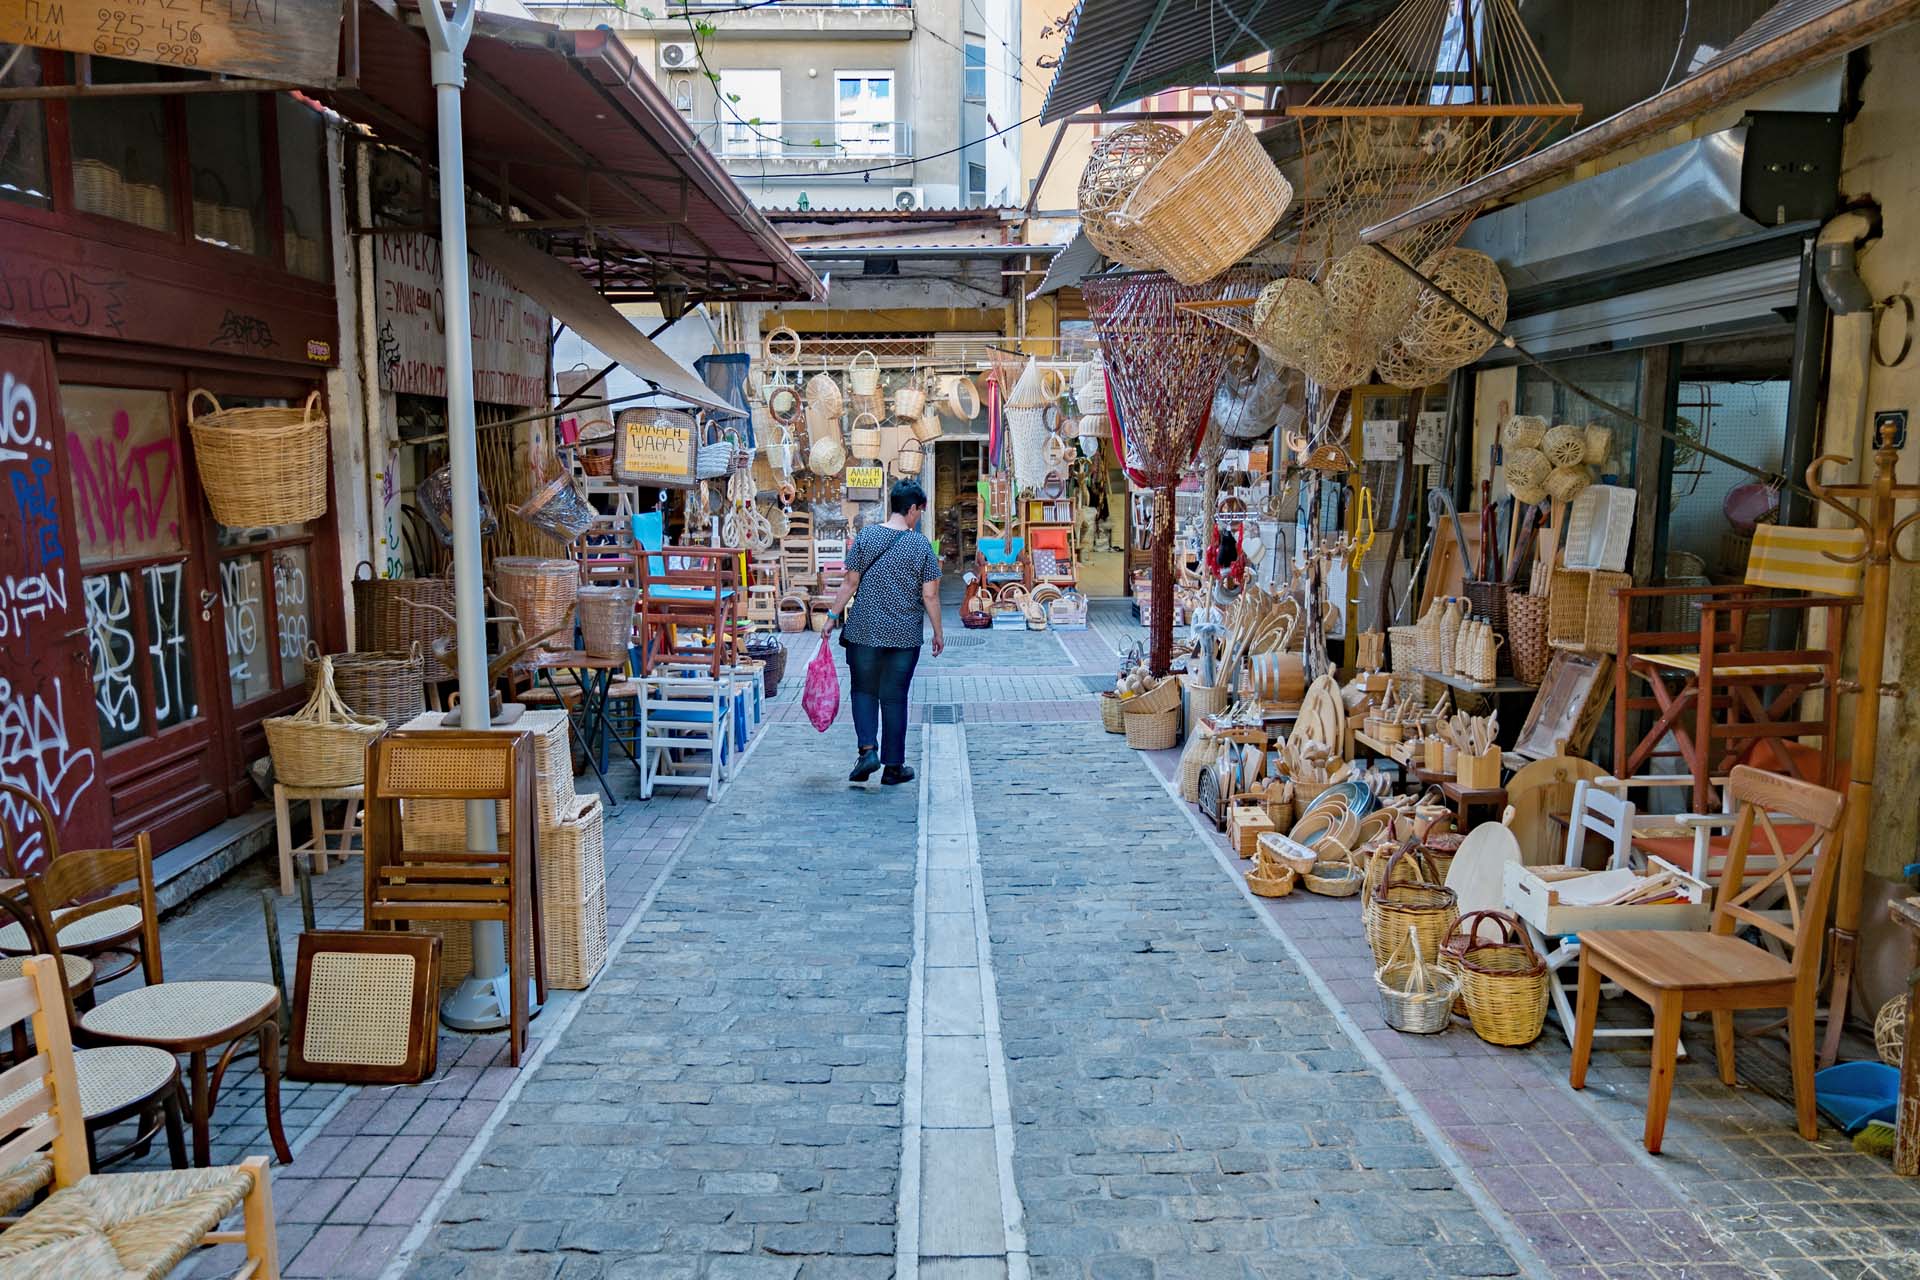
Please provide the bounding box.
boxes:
[632,510,668,579]
[1562,781,1635,870]
[0,783,58,879]
[25,832,162,986]
[0,955,89,1189]
[1743,524,1867,594]
[1712,766,1845,983]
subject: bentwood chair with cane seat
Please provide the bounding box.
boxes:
[0,955,280,1277]
[0,784,145,985]
[25,836,293,1170]
[1569,766,1845,1154]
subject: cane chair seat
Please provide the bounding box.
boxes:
[1635,653,1824,679]
[0,1162,257,1276]
[80,981,278,1049]
[0,904,141,954]
[0,953,93,987]
[0,1154,52,1215]
[0,1045,178,1125]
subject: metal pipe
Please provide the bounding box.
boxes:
[421,0,514,1036]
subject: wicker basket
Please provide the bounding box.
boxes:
[542,794,608,990]
[187,388,329,527]
[1401,248,1508,370]
[352,564,456,654]
[1124,706,1180,750]
[849,412,884,461]
[1077,122,1182,267]
[777,593,808,633]
[1547,568,1631,654]
[1460,934,1549,1046]
[1111,108,1293,285]
[1376,932,1461,1035]
[1123,675,1182,718]
[894,382,928,420]
[1302,855,1363,897]
[303,647,425,729]
[264,657,385,787]
[1367,873,1458,968]
[1462,580,1509,633]
[1507,593,1550,685]
[1388,623,1424,675]
[805,372,844,420]
[1439,910,1523,1016]
[1099,691,1128,733]
[1246,865,1296,898]
[847,350,881,396]
[809,600,833,634]
[494,558,579,650]
[1257,832,1319,878]
[1875,998,1906,1067]
[1585,570,1632,655]
[1187,682,1228,720]
[576,585,637,659]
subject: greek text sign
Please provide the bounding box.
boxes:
[375,235,548,408]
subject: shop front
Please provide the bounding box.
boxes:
[0,53,345,865]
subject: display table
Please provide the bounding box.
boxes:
[525,651,632,811]
[1440,779,1509,832]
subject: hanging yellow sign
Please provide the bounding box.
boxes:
[615,411,697,486]
[844,466,884,492]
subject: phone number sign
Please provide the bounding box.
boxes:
[2,0,343,86]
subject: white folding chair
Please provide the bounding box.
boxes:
[637,670,734,801]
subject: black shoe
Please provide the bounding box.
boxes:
[882,765,915,786]
[849,749,881,782]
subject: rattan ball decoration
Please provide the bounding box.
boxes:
[1876,997,1905,1066]
[1542,424,1588,468]
[1300,326,1374,391]
[1253,277,1328,365]
[1373,338,1448,390]
[1544,464,1592,503]
[1501,414,1546,450]
[1323,246,1421,347]
[1402,248,1509,369]
[1504,447,1550,500]
[1077,123,1182,266]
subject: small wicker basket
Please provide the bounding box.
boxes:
[1375,927,1460,1035]
[494,558,579,651]
[777,594,808,634]
[1507,593,1551,684]
[1124,706,1180,751]
[265,657,385,787]
[576,585,637,659]
[1246,864,1296,898]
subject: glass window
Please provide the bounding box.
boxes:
[271,546,312,688]
[968,162,987,206]
[186,95,267,255]
[964,39,986,102]
[0,46,49,209]
[67,58,173,230]
[834,73,895,157]
[277,96,329,280]
[61,387,185,566]
[221,554,271,705]
[82,571,142,749]
[144,561,197,729]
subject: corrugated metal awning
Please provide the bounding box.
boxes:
[1039,0,1392,123]
[1029,232,1103,298]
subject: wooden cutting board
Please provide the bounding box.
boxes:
[1290,674,1344,752]
[1445,822,1523,915]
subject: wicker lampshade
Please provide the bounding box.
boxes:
[1252,277,1328,365]
[1300,326,1374,391]
[1323,246,1420,347]
[1373,338,1448,390]
[1078,123,1182,267]
[1402,248,1509,369]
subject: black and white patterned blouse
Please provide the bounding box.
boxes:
[839,525,941,649]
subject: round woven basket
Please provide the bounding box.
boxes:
[576,585,637,659]
[1078,122,1183,266]
[946,376,982,420]
[1504,447,1550,498]
[187,389,329,527]
[1187,682,1228,719]
[302,648,424,729]
[1501,415,1547,449]
[1508,593,1551,685]
[1376,945,1460,1034]
[1439,909,1524,1016]
[494,558,579,650]
[1545,464,1592,503]
[1374,339,1448,390]
[914,408,944,443]
[894,383,928,420]
[1323,246,1420,347]
[1111,108,1293,285]
[1542,424,1587,468]
[808,435,846,476]
[1875,998,1906,1066]
[1124,705,1181,751]
[1460,937,1549,1046]
[352,565,455,655]
[265,657,385,787]
[1302,854,1363,897]
[1247,865,1296,898]
[848,412,884,461]
[1252,277,1327,365]
[1367,879,1458,969]
[1402,248,1509,369]
[1300,326,1375,391]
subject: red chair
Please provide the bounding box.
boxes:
[632,511,740,676]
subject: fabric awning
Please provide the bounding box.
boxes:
[472,230,740,417]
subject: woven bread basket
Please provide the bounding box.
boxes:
[1110,108,1293,285]
[187,388,329,526]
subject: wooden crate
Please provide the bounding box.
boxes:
[1503,862,1709,936]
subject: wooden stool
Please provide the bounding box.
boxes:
[272,783,364,897]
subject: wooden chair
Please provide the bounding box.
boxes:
[1612,523,1865,813]
[363,730,544,1066]
[976,535,1026,591]
[0,955,279,1276]
[1028,525,1077,590]
[1569,765,1845,1153]
[0,784,145,985]
[631,511,741,676]
[25,834,292,1170]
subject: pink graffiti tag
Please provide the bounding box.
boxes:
[67,409,179,555]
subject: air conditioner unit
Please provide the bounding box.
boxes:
[894,187,927,211]
[658,42,697,71]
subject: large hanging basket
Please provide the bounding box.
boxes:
[1077,122,1182,267]
[266,656,385,787]
[303,646,425,729]
[187,388,329,527]
[351,564,455,654]
[493,557,579,651]
[1111,109,1294,285]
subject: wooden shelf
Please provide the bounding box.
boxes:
[1415,669,1537,695]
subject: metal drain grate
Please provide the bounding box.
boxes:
[942,633,987,649]
[923,704,964,724]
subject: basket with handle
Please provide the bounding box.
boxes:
[352,563,456,654]
[1375,926,1460,1034]
[1302,843,1364,897]
[187,388,330,526]
[777,593,808,634]
[1099,691,1127,733]
[1460,931,1550,1045]
[302,644,425,729]
[265,656,386,787]
[847,350,881,396]
[1366,846,1457,968]
[1109,107,1293,285]
[809,600,833,634]
[1439,909,1524,1016]
[1462,579,1509,633]
[848,412,884,461]
[894,380,928,421]
[1246,862,1295,898]
[914,407,944,443]
[1361,839,1438,924]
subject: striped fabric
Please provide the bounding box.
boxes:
[1744,524,1867,593]
[1638,654,1823,678]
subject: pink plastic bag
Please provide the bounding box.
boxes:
[802,637,840,732]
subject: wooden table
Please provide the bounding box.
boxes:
[1440,779,1509,833]
[1892,896,1920,1175]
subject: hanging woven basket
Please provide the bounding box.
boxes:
[1110,108,1293,285]
[807,434,846,476]
[1323,246,1420,347]
[847,350,881,396]
[1253,277,1328,365]
[1077,122,1182,267]
[265,656,385,787]
[914,407,944,443]
[848,412,884,461]
[187,388,330,527]
[805,372,844,420]
[1300,326,1375,391]
[894,381,928,420]
[1401,248,1509,369]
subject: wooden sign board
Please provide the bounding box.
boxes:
[844,465,883,500]
[614,410,696,487]
[1,0,344,86]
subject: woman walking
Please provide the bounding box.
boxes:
[826,479,944,785]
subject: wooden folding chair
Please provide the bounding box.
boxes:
[1613,524,1865,813]
[632,511,742,676]
[363,730,545,1066]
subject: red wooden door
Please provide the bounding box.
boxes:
[0,334,110,868]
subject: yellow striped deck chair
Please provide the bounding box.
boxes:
[1743,524,1868,594]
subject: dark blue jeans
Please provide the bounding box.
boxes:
[843,641,920,766]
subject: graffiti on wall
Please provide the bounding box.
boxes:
[67,407,180,561]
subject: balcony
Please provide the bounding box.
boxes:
[691,120,915,177]
[523,2,912,40]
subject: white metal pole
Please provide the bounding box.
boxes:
[421,0,516,1032]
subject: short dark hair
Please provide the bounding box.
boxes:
[889,479,928,516]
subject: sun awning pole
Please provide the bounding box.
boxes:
[422,0,519,1036]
